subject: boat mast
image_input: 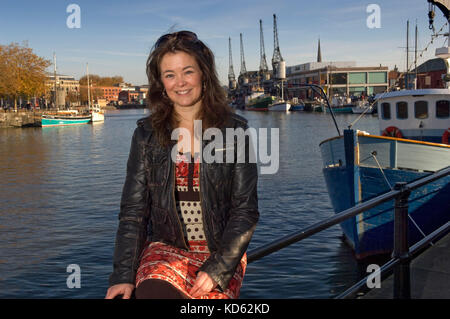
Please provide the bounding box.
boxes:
[406,20,409,90]
[53,52,57,108]
[86,63,91,109]
[415,22,418,89]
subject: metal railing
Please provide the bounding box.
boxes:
[247,166,450,299]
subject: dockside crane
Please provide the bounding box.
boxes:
[272,14,286,80]
[272,14,286,100]
[259,19,270,82]
[228,37,237,90]
[239,33,249,85]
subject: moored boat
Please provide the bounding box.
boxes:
[289,97,305,111]
[41,113,92,127]
[320,127,449,258]
[352,105,375,114]
[290,104,304,111]
[325,106,353,114]
[268,100,291,112]
[319,2,450,259]
[90,104,105,122]
[246,95,275,111]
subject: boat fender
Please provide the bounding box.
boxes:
[442,128,450,144]
[382,126,403,138]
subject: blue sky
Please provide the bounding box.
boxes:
[0,0,448,86]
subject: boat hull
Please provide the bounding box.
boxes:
[352,106,374,114]
[326,106,353,114]
[290,104,304,111]
[91,112,105,122]
[268,102,291,112]
[323,165,450,258]
[320,130,450,259]
[246,96,275,111]
[41,116,91,127]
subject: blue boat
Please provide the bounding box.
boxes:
[290,104,304,111]
[320,129,450,259]
[318,2,450,258]
[41,114,92,127]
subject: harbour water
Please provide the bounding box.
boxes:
[0,109,382,298]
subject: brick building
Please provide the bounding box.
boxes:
[97,86,121,102]
[413,58,446,89]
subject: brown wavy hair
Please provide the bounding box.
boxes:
[146,31,232,147]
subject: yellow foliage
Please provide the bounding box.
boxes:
[0,42,51,99]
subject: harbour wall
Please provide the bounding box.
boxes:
[0,111,42,128]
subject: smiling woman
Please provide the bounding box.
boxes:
[160,51,204,111]
[105,31,259,300]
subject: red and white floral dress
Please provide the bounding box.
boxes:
[135,153,246,299]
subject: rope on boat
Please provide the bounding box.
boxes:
[371,151,432,245]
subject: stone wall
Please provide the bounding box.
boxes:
[0,111,42,128]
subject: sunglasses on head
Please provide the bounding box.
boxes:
[154,31,199,48]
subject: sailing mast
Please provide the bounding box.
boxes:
[53,52,57,108]
[86,63,91,109]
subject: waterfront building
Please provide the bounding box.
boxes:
[286,61,389,100]
[46,74,80,94]
[118,90,139,103]
[96,86,121,102]
[412,58,446,89]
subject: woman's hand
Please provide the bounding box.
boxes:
[190,271,218,298]
[105,283,135,299]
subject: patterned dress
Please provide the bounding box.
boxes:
[135,153,246,299]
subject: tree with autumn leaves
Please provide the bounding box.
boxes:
[0,42,51,110]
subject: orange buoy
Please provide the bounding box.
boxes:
[442,128,450,144]
[382,126,403,138]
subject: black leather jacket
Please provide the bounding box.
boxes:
[109,113,259,291]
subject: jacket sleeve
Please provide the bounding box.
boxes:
[109,127,150,287]
[198,123,259,291]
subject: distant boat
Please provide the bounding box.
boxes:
[351,103,375,114]
[319,88,450,259]
[303,101,323,112]
[268,99,291,112]
[246,95,275,111]
[41,112,91,127]
[86,64,105,123]
[313,104,324,112]
[325,106,353,114]
[289,97,305,111]
[290,103,304,111]
[90,104,105,122]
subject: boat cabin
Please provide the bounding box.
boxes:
[375,89,450,144]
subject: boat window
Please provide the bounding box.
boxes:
[381,102,391,119]
[414,101,428,119]
[396,101,408,119]
[436,100,450,118]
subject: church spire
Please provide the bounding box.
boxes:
[317,38,322,62]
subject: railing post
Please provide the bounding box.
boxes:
[392,182,411,299]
